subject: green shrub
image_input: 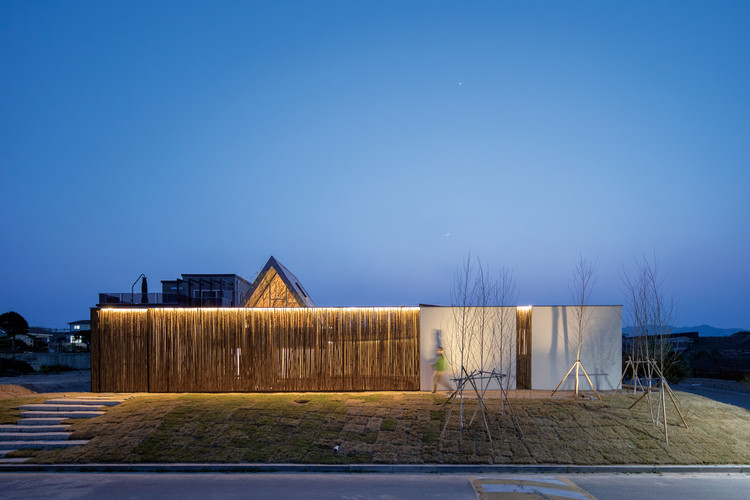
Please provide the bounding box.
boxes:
[39,364,75,374]
[663,352,690,384]
[0,357,34,376]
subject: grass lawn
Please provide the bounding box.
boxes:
[2,391,749,465]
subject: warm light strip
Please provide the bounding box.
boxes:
[100,308,148,312]
[99,306,420,312]
[516,305,533,312]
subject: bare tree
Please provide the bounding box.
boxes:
[491,267,518,391]
[442,254,525,441]
[570,255,598,364]
[644,259,678,378]
[448,255,512,378]
[444,253,488,440]
[552,254,601,399]
[448,253,478,377]
[474,258,493,373]
[622,254,687,442]
[622,254,678,386]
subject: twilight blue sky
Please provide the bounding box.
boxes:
[1,1,748,329]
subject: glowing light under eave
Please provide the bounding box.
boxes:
[99,306,420,312]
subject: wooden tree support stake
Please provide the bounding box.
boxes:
[551,359,602,401]
[628,360,688,444]
[440,366,494,444]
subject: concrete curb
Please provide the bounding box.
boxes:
[0,463,748,474]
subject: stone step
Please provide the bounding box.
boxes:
[17,418,66,425]
[20,404,105,412]
[20,411,104,419]
[0,457,30,463]
[0,432,71,441]
[0,440,89,450]
[45,399,125,407]
[0,424,70,433]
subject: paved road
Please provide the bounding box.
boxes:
[569,472,750,500]
[674,385,750,411]
[0,370,91,393]
[2,473,750,499]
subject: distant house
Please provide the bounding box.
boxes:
[161,274,251,307]
[68,320,91,347]
[244,256,315,308]
[22,325,88,353]
[27,327,54,347]
[6,333,35,349]
[69,320,91,332]
[622,331,699,354]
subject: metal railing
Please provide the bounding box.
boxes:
[98,293,234,307]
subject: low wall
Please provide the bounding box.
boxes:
[419,305,622,392]
[10,353,91,371]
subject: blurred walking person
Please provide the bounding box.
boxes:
[432,347,452,393]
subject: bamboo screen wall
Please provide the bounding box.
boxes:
[515,307,532,390]
[92,307,420,392]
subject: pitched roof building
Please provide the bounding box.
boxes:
[244,256,315,308]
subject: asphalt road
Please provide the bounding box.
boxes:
[1,473,750,500]
[674,385,750,411]
[0,370,91,393]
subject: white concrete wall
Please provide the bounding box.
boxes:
[419,305,621,392]
[419,306,517,392]
[530,306,622,391]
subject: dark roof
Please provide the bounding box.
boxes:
[181,274,251,284]
[245,256,315,307]
[68,320,91,326]
[161,274,251,287]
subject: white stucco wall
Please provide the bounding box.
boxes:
[419,306,517,392]
[419,305,621,392]
[530,306,622,391]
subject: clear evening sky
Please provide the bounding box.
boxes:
[1,1,748,329]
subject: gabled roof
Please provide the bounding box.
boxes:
[68,320,91,326]
[244,256,315,307]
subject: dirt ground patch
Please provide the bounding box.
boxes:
[0,384,36,399]
[3,390,748,465]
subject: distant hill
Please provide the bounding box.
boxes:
[622,324,747,337]
[673,325,748,337]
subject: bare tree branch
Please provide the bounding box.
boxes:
[569,253,598,359]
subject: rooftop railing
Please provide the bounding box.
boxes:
[97,293,234,307]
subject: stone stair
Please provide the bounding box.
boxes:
[0,395,127,463]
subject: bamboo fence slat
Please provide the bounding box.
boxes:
[516,307,533,390]
[92,307,420,393]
